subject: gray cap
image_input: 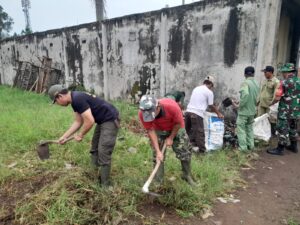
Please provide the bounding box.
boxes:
[48,84,66,103]
[139,95,158,122]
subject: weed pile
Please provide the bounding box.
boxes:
[0,86,248,224]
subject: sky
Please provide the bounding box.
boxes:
[0,0,196,35]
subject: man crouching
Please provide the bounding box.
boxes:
[138,95,196,186]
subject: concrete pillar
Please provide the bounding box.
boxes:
[255,0,282,83]
[160,12,168,97]
[102,22,109,100]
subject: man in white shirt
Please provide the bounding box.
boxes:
[185,76,224,152]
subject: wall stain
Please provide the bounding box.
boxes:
[117,40,123,63]
[183,28,191,63]
[138,18,158,63]
[65,34,84,85]
[224,7,240,67]
[168,14,184,66]
[138,65,156,95]
[168,12,191,66]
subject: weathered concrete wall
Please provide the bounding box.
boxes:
[0,0,286,103]
[162,0,265,101]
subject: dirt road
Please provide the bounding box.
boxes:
[203,143,300,225]
[137,140,300,225]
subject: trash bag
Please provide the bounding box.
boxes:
[219,103,238,148]
[268,103,278,123]
[203,112,225,151]
[253,113,271,142]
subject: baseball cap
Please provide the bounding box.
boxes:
[204,75,215,84]
[244,66,255,75]
[139,95,158,122]
[261,66,274,73]
[278,63,296,72]
[48,84,66,103]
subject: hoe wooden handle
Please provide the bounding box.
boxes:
[142,142,167,193]
[39,136,74,145]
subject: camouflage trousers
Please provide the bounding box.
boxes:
[276,118,298,146]
[153,129,192,163]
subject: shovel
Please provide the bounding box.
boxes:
[37,136,74,160]
[142,142,167,197]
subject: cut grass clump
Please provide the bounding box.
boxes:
[1,85,249,224]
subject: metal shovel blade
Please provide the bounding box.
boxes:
[37,143,50,160]
[36,136,74,160]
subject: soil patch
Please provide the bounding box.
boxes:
[0,172,59,225]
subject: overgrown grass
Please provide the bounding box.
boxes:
[0,85,249,224]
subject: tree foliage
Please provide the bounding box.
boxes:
[0,5,14,39]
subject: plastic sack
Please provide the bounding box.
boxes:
[203,112,225,151]
[268,103,278,122]
[253,113,271,142]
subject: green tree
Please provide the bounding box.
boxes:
[0,5,14,39]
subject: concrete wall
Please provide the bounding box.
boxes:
[0,0,284,103]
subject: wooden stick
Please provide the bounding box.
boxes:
[142,142,167,194]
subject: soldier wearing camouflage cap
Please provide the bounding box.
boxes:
[138,95,197,186]
[267,63,300,155]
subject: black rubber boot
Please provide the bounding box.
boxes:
[267,144,284,155]
[99,164,111,187]
[154,163,164,184]
[181,160,197,186]
[286,141,298,153]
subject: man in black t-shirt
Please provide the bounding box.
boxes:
[48,84,120,187]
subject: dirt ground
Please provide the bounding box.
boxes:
[134,139,300,225]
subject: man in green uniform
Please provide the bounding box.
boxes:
[257,66,279,115]
[235,66,259,151]
[267,63,300,155]
[165,90,186,109]
[257,66,280,134]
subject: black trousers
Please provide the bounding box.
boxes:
[185,112,205,152]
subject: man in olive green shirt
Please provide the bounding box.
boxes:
[257,66,279,116]
[234,66,259,151]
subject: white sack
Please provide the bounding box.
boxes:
[253,113,271,142]
[203,112,225,151]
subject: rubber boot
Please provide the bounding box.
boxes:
[99,164,111,187]
[267,144,284,155]
[286,141,298,153]
[154,163,164,184]
[181,160,197,186]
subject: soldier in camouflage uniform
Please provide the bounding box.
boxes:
[138,95,196,186]
[165,90,186,109]
[267,63,300,155]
